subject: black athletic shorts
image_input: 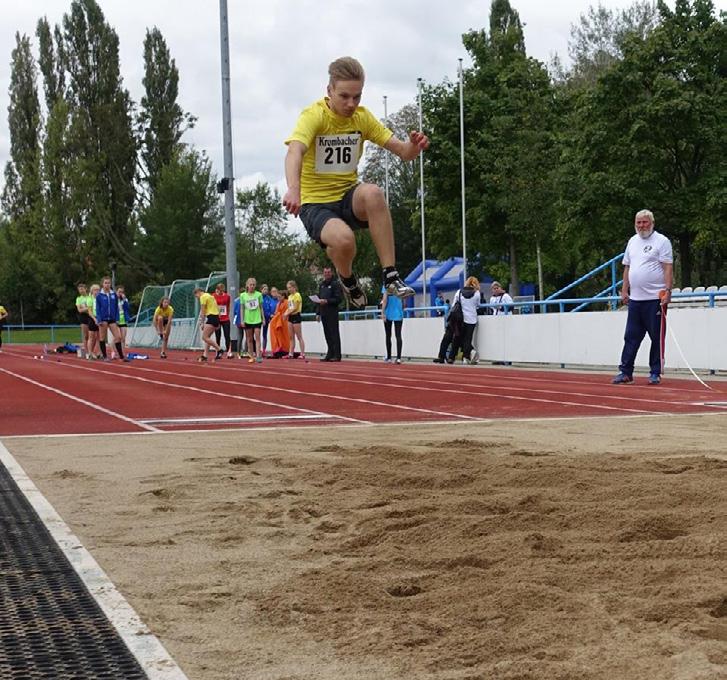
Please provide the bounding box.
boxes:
[288,313,302,325]
[88,319,99,332]
[299,184,368,248]
[205,314,220,328]
[244,322,262,330]
[78,312,91,326]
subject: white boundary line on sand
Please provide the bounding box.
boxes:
[3,409,727,442]
[0,440,189,680]
[0,367,160,432]
[139,413,334,425]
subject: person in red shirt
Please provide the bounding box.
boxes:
[213,282,233,359]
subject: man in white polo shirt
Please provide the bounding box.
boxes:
[613,209,673,385]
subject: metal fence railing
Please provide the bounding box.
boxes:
[5,292,727,346]
[1,325,80,345]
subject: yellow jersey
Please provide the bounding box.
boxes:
[0,305,7,320]
[154,305,174,319]
[287,292,302,315]
[285,98,393,204]
[199,293,220,316]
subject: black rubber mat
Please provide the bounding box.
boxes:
[0,462,148,679]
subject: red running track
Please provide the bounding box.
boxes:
[0,345,725,437]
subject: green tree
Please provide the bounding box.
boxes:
[360,103,422,285]
[61,0,137,269]
[234,182,316,299]
[568,1,659,85]
[0,33,55,322]
[36,17,66,110]
[561,0,727,286]
[424,0,559,295]
[139,148,222,281]
[138,27,195,199]
[2,33,42,224]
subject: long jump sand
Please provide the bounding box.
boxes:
[5,413,727,679]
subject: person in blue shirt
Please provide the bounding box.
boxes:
[231,295,243,356]
[434,291,447,317]
[381,284,404,364]
[95,276,128,361]
[261,284,278,357]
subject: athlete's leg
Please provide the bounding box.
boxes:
[108,323,126,359]
[320,218,357,278]
[98,322,108,358]
[394,320,403,359]
[288,321,295,356]
[254,327,262,359]
[384,319,392,359]
[294,324,305,356]
[351,183,394,268]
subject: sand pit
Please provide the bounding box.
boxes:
[5,413,727,679]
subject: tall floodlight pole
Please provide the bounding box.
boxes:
[383,95,390,206]
[219,0,238,343]
[417,78,427,306]
[458,58,467,281]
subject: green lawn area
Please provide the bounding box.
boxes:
[4,326,82,345]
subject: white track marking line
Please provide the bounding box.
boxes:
[140,414,332,425]
[57,358,474,422]
[43,359,371,425]
[3,408,727,442]
[302,358,720,395]
[193,360,659,416]
[0,367,160,432]
[0,440,189,679]
[274,363,721,412]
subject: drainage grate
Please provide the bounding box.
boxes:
[0,463,148,679]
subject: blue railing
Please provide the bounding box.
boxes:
[545,253,624,312]
[299,290,727,320]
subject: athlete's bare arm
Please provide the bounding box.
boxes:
[384,131,430,161]
[283,141,307,216]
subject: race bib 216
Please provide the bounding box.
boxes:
[314,133,362,174]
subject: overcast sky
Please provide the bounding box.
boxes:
[1,0,725,200]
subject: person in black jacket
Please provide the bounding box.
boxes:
[433,277,481,364]
[317,267,343,361]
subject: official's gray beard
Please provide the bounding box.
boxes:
[637,228,654,239]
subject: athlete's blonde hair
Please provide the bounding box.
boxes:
[328,57,365,85]
[465,276,480,289]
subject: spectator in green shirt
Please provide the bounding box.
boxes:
[240,278,264,364]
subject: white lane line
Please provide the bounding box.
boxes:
[4,408,726,442]
[43,359,371,425]
[277,363,719,412]
[58,358,474,422]
[297,358,720,395]
[200,360,659,416]
[0,440,189,680]
[0,367,160,432]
